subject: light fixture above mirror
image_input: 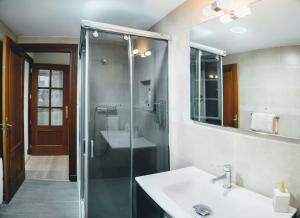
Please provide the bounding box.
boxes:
[202,0,234,16]
[203,0,252,24]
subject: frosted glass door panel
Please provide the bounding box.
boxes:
[38,89,50,106]
[38,70,50,87]
[38,108,49,125]
[51,109,63,126]
[51,90,63,107]
[52,70,64,88]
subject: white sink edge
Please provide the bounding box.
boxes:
[136,166,297,218]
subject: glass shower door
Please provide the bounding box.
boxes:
[79,24,169,218]
[131,36,169,218]
[86,30,131,218]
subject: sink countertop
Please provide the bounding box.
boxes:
[135,167,297,218]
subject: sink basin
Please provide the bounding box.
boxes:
[136,167,297,218]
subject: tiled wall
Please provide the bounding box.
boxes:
[89,41,130,132]
[151,0,300,211]
[223,46,300,139]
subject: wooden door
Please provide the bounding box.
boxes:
[30,64,69,155]
[223,64,239,128]
[2,36,27,203]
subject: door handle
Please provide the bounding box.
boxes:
[233,114,238,128]
[90,140,94,158]
[82,138,86,155]
[233,114,238,122]
[0,123,14,130]
[65,106,69,119]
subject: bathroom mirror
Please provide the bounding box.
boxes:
[190,0,300,140]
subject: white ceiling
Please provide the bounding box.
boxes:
[191,0,300,54]
[0,0,186,38]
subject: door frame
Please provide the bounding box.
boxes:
[20,44,78,181]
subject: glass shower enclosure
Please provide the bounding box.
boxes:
[78,20,169,218]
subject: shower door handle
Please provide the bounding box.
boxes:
[90,140,94,158]
[82,138,86,155]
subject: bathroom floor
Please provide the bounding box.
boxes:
[0,180,79,218]
[25,155,69,181]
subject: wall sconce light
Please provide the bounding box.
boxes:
[144,51,152,56]
[133,49,152,58]
[208,73,219,79]
[133,49,139,55]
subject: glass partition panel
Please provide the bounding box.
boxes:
[132,36,169,218]
[87,30,131,218]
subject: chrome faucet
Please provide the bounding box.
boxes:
[211,164,232,189]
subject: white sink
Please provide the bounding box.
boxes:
[136,167,297,218]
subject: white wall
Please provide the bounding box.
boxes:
[151,0,300,210]
[89,41,130,131]
[17,36,79,44]
[223,46,300,139]
[31,52,70,65]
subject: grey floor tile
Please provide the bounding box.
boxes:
[0,180,79,218]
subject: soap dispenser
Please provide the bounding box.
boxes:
[272,182,290,213]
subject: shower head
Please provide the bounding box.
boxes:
[101,58,108,64]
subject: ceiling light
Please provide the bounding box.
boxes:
[230,26,247,34]
[92,30,99,38]
[234,6,252,18]
[133,49,139,55]
[141,53,146,58]
[202,5,215,17]
[220,14,234,24]
[215,0,233,8]
[208,74,214,79]
[145,51,152,56]
[202,0,233,17]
